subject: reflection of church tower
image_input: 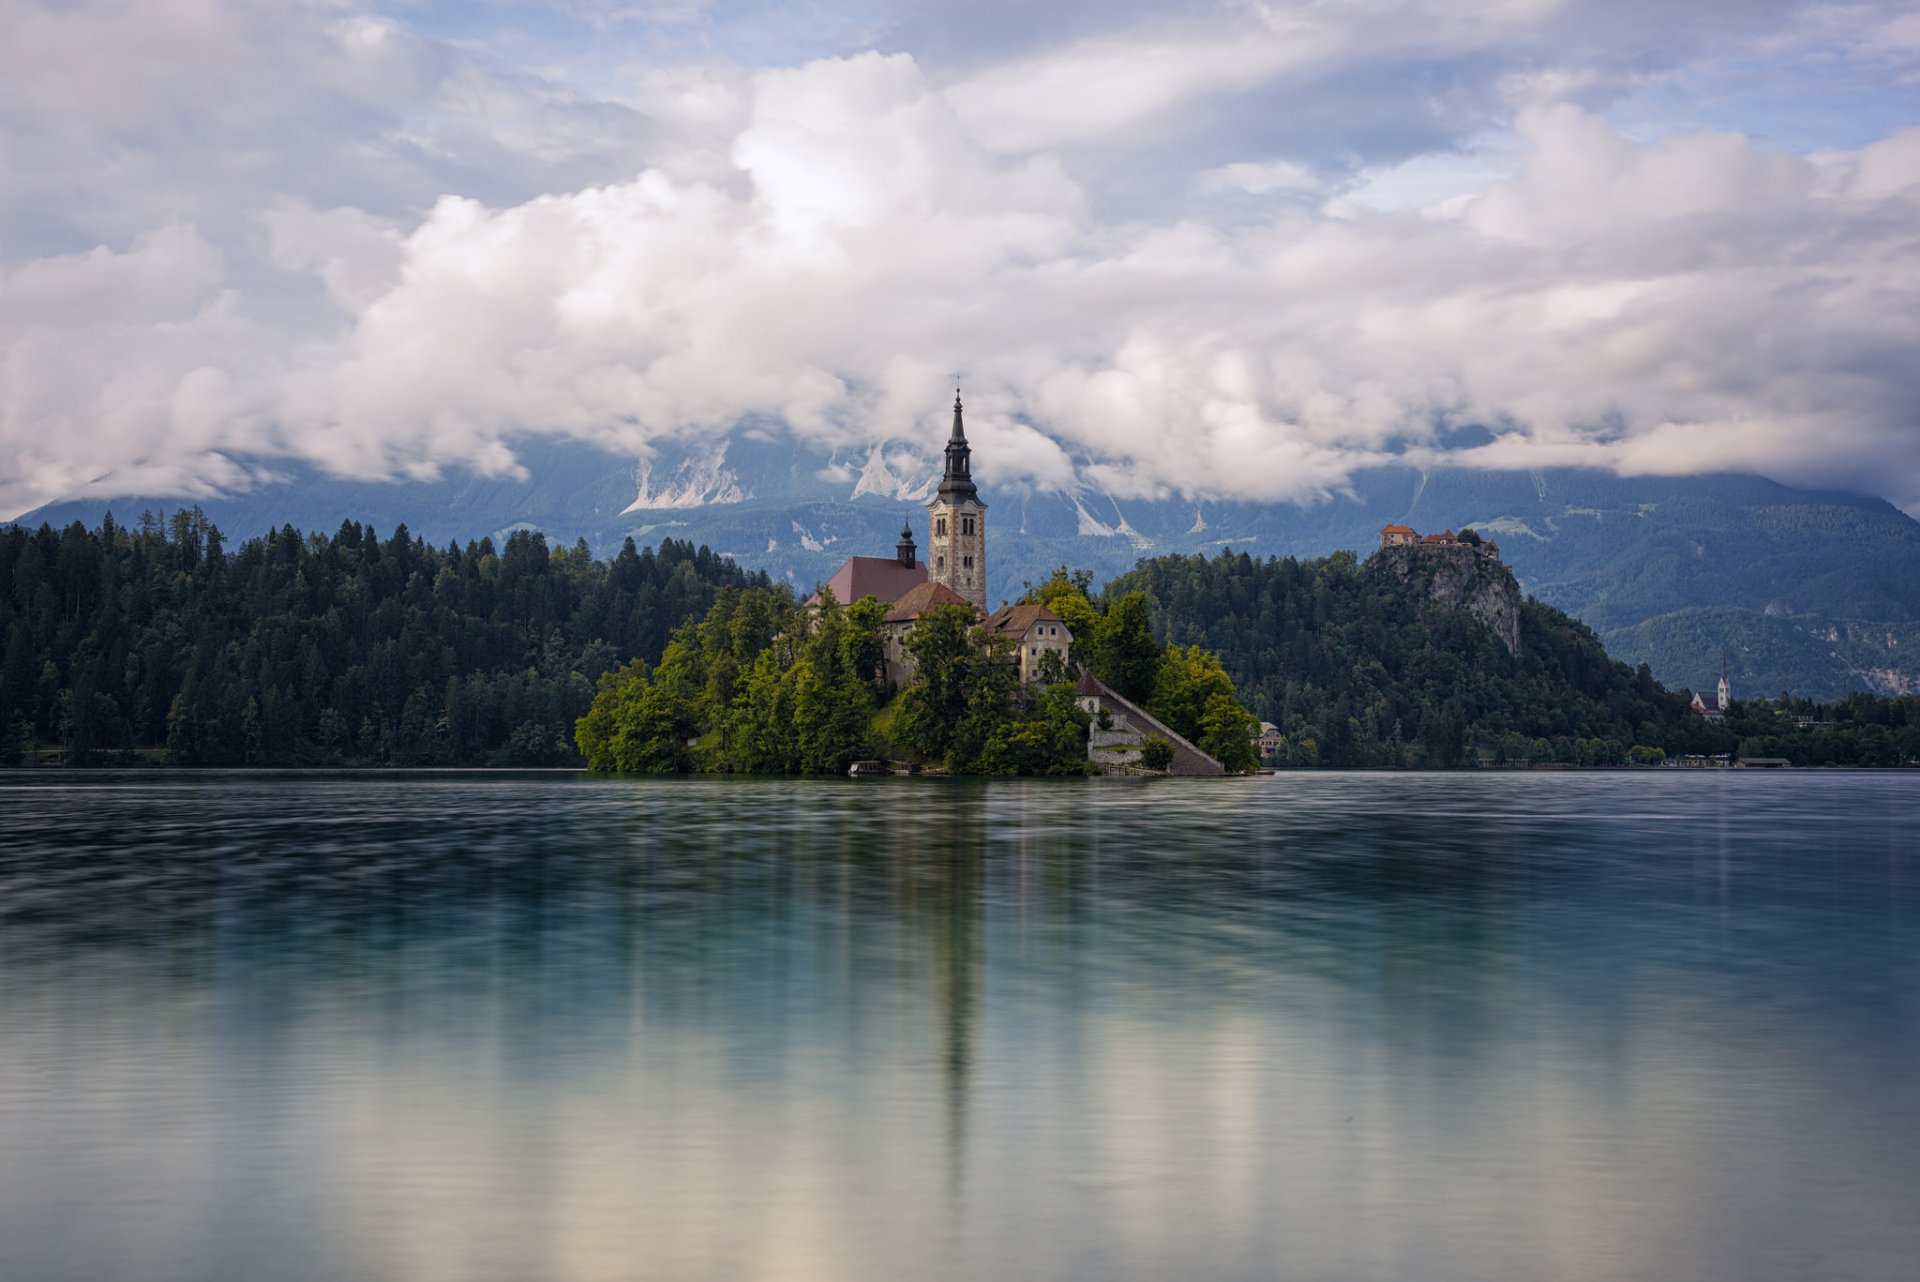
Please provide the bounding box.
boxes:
[892,796,985,1200]
[1719,651,1731,711]
[927,390,987,611]
[929,841,980,1199]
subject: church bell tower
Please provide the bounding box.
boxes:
[927,389,987,611]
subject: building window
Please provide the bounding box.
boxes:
[962,516,974,535]
[962,555,972,569]
[936,555,945,570]
[936,517,947,536]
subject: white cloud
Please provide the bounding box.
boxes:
[3,3,1920,518]
[946,22,1324,154]
[1197,161,1324,197]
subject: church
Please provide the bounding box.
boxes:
[1691,654,1732,721]
[809,391,1072,689]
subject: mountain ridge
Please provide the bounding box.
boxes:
[17,432,1920,699]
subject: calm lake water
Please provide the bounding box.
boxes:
[1,770,1916,1282]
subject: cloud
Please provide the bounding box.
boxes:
[1197,161,1325,197]
[3,2,1920,518]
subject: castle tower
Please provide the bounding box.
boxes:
[927,389,987,611]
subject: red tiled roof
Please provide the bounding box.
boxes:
[883,580,976,623]
[984,601,1066,639]
[1381,524,1416,535]
[805,556,926,608]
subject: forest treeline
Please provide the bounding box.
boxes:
[0,509,767,765]
[1112,548,1920,768]
[8,513,1914,770]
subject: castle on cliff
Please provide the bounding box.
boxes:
[1380,524,1500,560]
[809,392,1073,688]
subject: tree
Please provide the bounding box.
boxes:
[1198,692,1259,772]
[1139,736,1174,771]
[0,512,770,768]
[1149,644,1238,743]
[894,605,985,761]
[575,660,696,773]
[1095,592,1161,702]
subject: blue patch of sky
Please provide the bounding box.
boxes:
[376,0,898,67]
[1604,47,1920,151]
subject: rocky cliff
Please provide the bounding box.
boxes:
[1373,543,1523,656]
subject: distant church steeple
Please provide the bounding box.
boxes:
[927,388,987,610]
[896,521,918,568]
[1719,651,1731,711]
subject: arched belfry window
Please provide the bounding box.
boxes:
[937,517,947,536]
[961,516,974,536]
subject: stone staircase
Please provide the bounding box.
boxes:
[1075,671,1226,776]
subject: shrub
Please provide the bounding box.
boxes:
[1140,735,1174,771]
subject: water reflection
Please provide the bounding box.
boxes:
[0,772,1916,1281]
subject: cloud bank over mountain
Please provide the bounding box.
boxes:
[3,0,1919,518]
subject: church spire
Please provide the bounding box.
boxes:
[938,388,978,503]
[896,520,918,568]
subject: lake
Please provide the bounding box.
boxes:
[1,770,1916,1281]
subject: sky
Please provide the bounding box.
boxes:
[2,0,1919,519]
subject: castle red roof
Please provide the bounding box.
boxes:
[1381,524,1416,535]
[805,555,926,608]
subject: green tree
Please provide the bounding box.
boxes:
[894,605,986,762]
[1094,592,1161,702]
[1139,735,1174,771]
[1148,644,1238,743]
[1198,692,1259,772]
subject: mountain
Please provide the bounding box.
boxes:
[18,430,1920,699]
[1600,609,1920,702]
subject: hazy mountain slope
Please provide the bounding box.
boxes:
[1602,609,1920,701]
[18,432,1920,698]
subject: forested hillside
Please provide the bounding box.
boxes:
[0,510,766,765]
[1109,548,1719,767]
[1111,548,1920,767]
[1601,607,1920,701]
